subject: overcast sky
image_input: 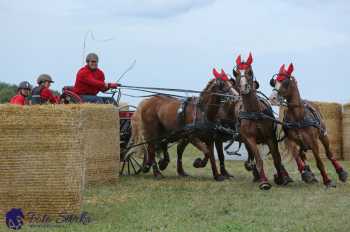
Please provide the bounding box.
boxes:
[1,0,349,104]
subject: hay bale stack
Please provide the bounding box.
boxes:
[0,105,83,219]
[81,104,120,185]
[343,103,350,160]
[278,102,342,160]
[310,102,342,160]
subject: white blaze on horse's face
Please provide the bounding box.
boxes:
[238,69,250,95]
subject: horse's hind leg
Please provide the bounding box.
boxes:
[158,143,170,171]
[215,140,234,178]
[267,138,293,186]
[319,134,348,182]
[311,140,335,187]
[147,144,164,179]
[176,139,190,177]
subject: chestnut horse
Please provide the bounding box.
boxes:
[233,53,293,190]
[134,69,238,180]
[269,63,348,187]
[175,89,240,179]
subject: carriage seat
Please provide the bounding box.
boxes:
[62,86,74,92]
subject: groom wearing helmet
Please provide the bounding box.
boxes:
[31,74,60,104]
[73,53,119,103]
[9,81,32,105]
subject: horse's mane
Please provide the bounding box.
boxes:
[200,78,216,100]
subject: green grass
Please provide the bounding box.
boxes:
[2,146,350,232]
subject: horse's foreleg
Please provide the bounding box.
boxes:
[245,143,259,182]
[215,140,233,178]
[267,138,293,186]
[311,140,335,187]
[287,140,314,183]
[299,150,318,183]
[245,137,271,190]
[206,141,225,181]
[319,134,348,183]
[176,139,190,177]
[191,138,210,168]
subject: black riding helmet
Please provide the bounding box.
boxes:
[18,81,32,90]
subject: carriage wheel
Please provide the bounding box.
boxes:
[119,147,147,176]
[119,112,147,176]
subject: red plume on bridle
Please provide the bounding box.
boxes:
[212,68,229,81]
[276,63,294,82]
[235,52,253,70]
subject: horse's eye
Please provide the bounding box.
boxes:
[269,78,276,87]
[282,78,290,88]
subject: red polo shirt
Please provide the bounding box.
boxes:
[9,95,26,105]
[73,65,107,95]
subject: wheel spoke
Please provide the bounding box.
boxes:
[127,159,131,175]
[120,160,126,176]
[129,159,138,174]
[131,156,142,169]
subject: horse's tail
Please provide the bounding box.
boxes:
[129,99,149,162]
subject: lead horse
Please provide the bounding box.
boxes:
[269,63,348,187]
[133,70,238,180]
[233,53,293,190]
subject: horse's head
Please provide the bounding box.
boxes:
[211,68,239,97]
[269,63,295,105]
[232,52,257,95]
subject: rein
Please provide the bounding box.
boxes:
[118,84,240,100]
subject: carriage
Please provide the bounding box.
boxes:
[60,86,144,176]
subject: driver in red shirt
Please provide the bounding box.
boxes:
[9,81,32,105]
[73,53,119,103]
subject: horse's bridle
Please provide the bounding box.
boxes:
[270,74,303,108]
[234,65,256,95]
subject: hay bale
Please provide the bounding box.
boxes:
[310,102,342,160]
[278,102,342,160]
[81,104,120,185]
[0,105,83,219]
[118,102,129,112]
[343,103,350,161]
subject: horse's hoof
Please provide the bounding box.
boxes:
[301,170,314,184]
[284,175,294,184]
[193,158,205,168]
[178,171,190,177]
[221,170,234,179]
[274,174,293,185]
[154,173,164,180]
[338,170,348,183]
[259,181,272,190]
[158,159,169,171]
[244,161,253,171]
[142,165,151,173]
[215,175,225,182]
[252,168,260,182]
[325,180,336,188]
